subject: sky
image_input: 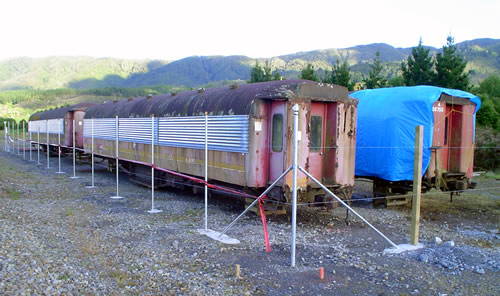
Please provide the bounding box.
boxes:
[0,0,499,61]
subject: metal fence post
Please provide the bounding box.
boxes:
[3,121,6,151]
[291,104,299,267]
[46,121,50,169]
[87,118,96,187]
[148,115,161,213]
[37,125,41,165]
[70,119,79,179]
[29,124,33,161]
[22,121,25,159]
[110,115,123,199]
[12,122,15,154]
[56,119,64,174]
[17,122,20,155]
[204,112,209,230]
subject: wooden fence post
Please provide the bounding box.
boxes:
[410,125,423,245]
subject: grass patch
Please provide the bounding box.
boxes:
[57,271,71,281]
[420,191,500,217]
[64,208,75,217]
[4,187,21,200]
[467,238,500,249]
[485,173,500,180]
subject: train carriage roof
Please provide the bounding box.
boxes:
[29,102,96,121]
[350,86,481,182]
[84,80,355,119]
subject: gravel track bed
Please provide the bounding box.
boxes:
[0,148,499,295]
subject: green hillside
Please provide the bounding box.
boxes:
[0,38,499,91]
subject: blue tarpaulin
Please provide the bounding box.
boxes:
[351,86,481,181]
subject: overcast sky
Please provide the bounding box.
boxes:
[1,0,498,61]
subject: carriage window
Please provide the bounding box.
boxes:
[272,114,283,152]
[310,115,322,152]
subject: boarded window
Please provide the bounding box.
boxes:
[272,114,283,152]
[310,115,322,152]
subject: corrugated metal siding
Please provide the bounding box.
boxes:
[84,115,249,153]
[83,118,116,140]
[28,121,40,133]
[47,119,64,134]
[158,115,249,153]
[119,118,158,144]
[29,119,63,134]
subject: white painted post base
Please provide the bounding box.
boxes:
[384,243,424,254]
[110,195,124,200]
[198,229,240,244]
[147,208,163,214]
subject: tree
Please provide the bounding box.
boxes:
[249,61,279,83]
[475,75,500,131]
[388,75,405,87]
[249,61,265,83]
[478,74,500,98]
[299,63,318,81]
[334,59,353,90]
[321,59,353,90]
[263,61,273,82]
[401,38,434,86]
[272,69,282,81]
[433,35,470,90]
[362,51,387,89]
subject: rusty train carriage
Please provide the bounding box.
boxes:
[78,80,358,204]
[26,80,357,206]
[351,86,480,199]
[28,103,95,152]
[426,94,477,191]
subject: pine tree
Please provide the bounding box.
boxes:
[321,59,352,90]
[299,63,318,81]
[272,69,281,81]
[401,38,434,86]
[362,51,387,89]
[263,61,273,82]
[433,35,470,90]
[250,61,279,83]
[334,59,353,91]
[249,61,265,83]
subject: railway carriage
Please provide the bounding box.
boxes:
[351,86,481,200]
[82,80,358,205]
[28,102,96,153]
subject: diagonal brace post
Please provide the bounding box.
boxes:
[298,166,398,249]
[219,166,292,237]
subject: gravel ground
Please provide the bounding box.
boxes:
[0,146,499,295]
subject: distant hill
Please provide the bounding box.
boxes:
[0,38,499,90]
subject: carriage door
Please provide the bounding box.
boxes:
[431,100,449,174]
[269,101,286,183]
[74,111,85,148]
[64,111,74,147]
[309,102,326,181]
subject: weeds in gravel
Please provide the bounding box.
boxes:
[4,187,21,200]
[420,191,500,217]
[57,271,71,281]
[64,208,75,217]
[467,238,500,249]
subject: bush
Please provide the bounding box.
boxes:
[474,126,500,170]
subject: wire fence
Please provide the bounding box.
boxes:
[2,135,498,210]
